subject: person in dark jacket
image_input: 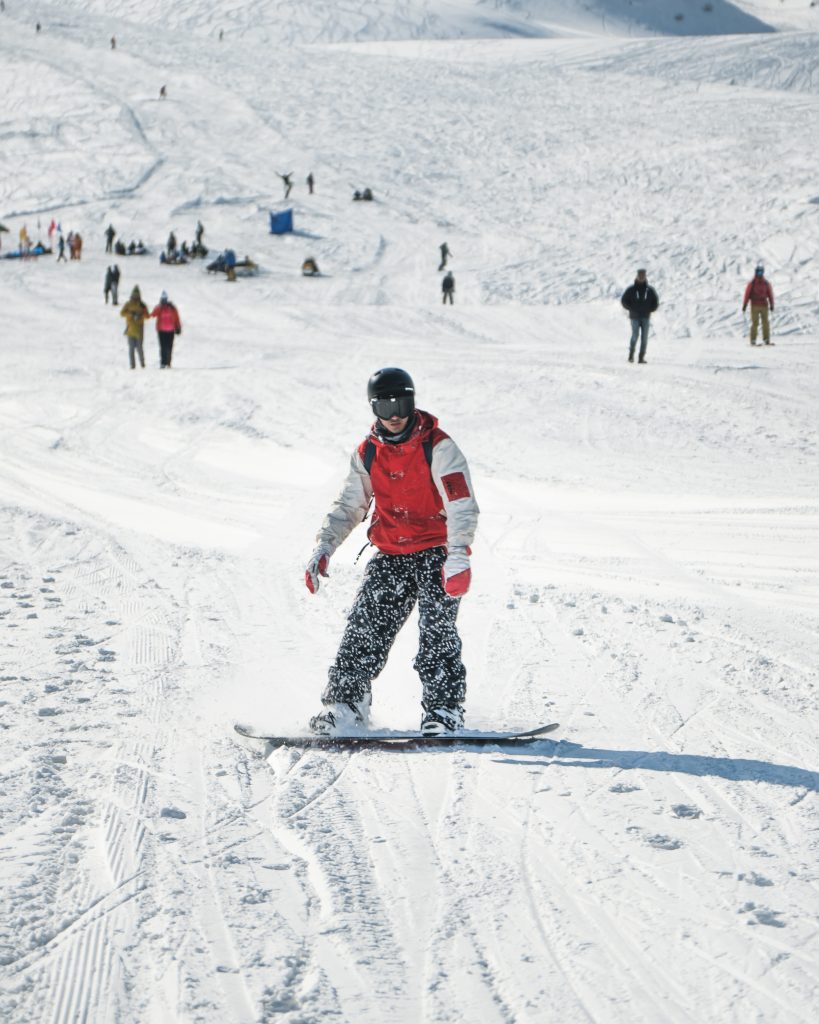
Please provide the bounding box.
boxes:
[621,268,659,363]
[110,264,120,305]
[104,266,114,304]
[105,223,116,253]
[742,264,775,345]
[438,242,451,271]
[304,368,479,737]
[442,271,455,305]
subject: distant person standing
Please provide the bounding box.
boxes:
[159,84,167,99]
[56,235,67,262]
[438,242,451,271]
[120,286,150,369]
[621,268,659,364]
[442,271,455,305]
[104,266,114,304]
[307,172,315,194]
[195,220,204,247]
[742,264,775,346]
[104,223,116,253]
[110,264,121,305]
[110,36,116,50]
[150,291,182,368]
[36,22,41,33]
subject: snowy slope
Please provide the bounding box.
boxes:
[1,1,818,1022]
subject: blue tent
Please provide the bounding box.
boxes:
[269,209,293,234]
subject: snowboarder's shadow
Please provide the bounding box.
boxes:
[496,741,818,793]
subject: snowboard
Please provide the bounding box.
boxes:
[234,722,559,748]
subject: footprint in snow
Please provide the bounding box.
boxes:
[738,902,785,927]
[671,804,702,818]
[644,834,683,850]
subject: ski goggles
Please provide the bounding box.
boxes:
[371,395,414,420]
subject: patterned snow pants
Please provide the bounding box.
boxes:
[323,546,466,712]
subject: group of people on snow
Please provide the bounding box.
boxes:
[619,264,775,362]
[119,287,182,369]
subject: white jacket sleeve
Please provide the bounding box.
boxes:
[315,450,373,555]
[430,437,479,549]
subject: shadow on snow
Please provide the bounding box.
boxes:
[496,741,818,794]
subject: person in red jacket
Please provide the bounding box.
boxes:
[150,291,182,367]
[304,367,479,736]
[742,265,775,346]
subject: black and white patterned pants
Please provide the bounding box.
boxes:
[323,546,466,712]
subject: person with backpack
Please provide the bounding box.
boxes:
[149,291,182,368]
[742,264,775,345]
[442,271,455,304]
[120,286,150,368]
[621,268,659,363]
[304,368,479,737]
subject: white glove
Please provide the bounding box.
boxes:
[441,546,471,597]
[305,545,332,594]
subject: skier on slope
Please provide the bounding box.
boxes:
[742,264,775,346]
[304,368,479,736]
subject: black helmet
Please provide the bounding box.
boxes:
[367,367,415,419]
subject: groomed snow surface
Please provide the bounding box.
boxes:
[1,1,818,1021]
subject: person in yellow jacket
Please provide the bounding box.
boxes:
[120,286,150,368]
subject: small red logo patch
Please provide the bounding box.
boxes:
[442,472,470,500]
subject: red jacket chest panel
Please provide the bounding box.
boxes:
[362,439,447,554]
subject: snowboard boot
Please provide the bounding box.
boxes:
[420,705,465,736]
[628,353,634,363]
[309,694,371,736]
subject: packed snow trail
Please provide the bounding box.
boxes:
[1,2,818,1022]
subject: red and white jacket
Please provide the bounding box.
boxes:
[316,411,479,556]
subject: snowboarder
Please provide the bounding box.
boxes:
[110,264,120,305]
[742,264,775,346]
[442,271,455,304]
[304,367,479,737]
[104,266,114,304]
[306,172,314,194]
[278,172,294,199]
[621,268,659,364]
[120,286,149,369]
[150,291,182,368]
[438,242,451,271]
[104,223,116,253]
